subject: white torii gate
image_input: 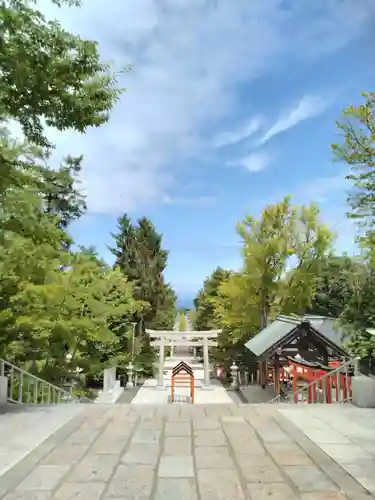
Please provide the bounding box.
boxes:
[146,329,221,388]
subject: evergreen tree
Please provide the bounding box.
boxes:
[110,214,171,328]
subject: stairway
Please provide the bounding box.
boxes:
[0,404,83,477]
[0,358,90,406]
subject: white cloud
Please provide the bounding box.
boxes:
[162,195,216,206]
[259,95,329,145]
[212,118,261,148]
[38,0,374,215]
[228,152,271,172]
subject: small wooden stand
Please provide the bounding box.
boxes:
[171,361,194,403]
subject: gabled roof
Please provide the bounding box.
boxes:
[244,315,348,359]
[172,361,193,377]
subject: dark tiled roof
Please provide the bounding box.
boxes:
[244,314,346,358]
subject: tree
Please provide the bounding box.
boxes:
[151,284,177,330]
[307,254,365,318]
[0,126,148,392]
[332,88,375,364]
[194,267,231,331]
[110,214,171,329]
[41,155,86,230]
[109,214,176,373]
[0,0,123,148]
[332,90,375,231]
[213,197,334,346]
[340,266,375,360]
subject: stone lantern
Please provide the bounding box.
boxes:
[230,361,239,390]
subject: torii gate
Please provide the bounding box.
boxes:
[146,329,220,388]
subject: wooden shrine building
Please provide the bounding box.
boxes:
[244,315,350,396]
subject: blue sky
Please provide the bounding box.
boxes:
[42,0,375,303]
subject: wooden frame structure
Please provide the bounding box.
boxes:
[170,361,195,403]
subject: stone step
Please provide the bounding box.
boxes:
[0,404,83,476]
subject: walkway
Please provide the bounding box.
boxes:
[0,404,374,499]
[131,379,238,405]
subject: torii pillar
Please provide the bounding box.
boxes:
[157,337,165,388]
[202,337,210,387]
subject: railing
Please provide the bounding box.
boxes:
[268,358,358,404]
[0,359,92,405]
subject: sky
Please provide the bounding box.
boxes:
[41,0,375,304]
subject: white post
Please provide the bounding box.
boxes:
[203,337,210,387]
[103,368,111,392]
[171,340,174,358]
[0,376,8,405]
[157,337,165,388]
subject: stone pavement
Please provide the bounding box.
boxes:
[0,405,83,478]
[280,405,375,497]
[131,379,238,405]
[0,404,374,500]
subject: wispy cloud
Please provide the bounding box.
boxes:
[162,195,216,206]
[259,95,329,145]
[228,152,271,173]
[39,0,374,215]
[212,118,261,148]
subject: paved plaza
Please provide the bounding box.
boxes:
[0,403,374,500]
[131,379,238,405]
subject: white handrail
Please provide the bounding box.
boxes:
[0,359,92,404]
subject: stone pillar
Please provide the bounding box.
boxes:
[103,367,116,392]
[157,337,165,388]
[352,375,375,408]
[0,376,8,405]
[171,340,174,358]
[203,337,210,387]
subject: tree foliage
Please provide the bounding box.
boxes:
[194,267,231,331]
[212,197,334,348]
[332,88,375,363]
[332,91,375,230]
[0,0,123,148]
[109,214,176,371]
[0,0,178,395]
[307,254,364,318]
[110,214,171,327]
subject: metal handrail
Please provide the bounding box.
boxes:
[0,359,92,404]
[268,357,358,404]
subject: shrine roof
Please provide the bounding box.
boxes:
[172,361,194,377]
[244,315,348,359]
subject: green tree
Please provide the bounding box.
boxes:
[110,214,176,373]
[0,0,123,148]
[332,90,375,230]
[41,155,86,229]
[194,267,231,330]
[308,254,365,318]
[332,88,375,363]
[340,266,375,359]
[151,284,177,330]
[213,197,334,346]
[110,214,171,329]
